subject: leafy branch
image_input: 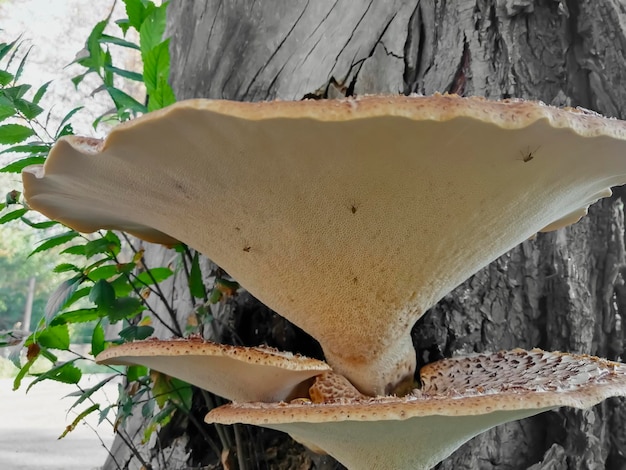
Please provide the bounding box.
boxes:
[0,1,247,467]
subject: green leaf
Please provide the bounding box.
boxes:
[0,104,15,122]
[20,218,58,230]
[55,106,83,138]
[5,39,24,68]
[86,20,109,69]
[135,267,173,286]
[124,0,156,31]
[33,80,52,104]
[127,364,148,382]
[107,86,147,114]
[90,279,116,311]
[50,308,101,326]
[58,404,99,439]
[111,275,133,297]
[119,324,154,341]
[45,275,84,321]
[189,251,206,299]
[0,70,13,86]
[56,123,74,138]
[116,18,131,35]
[71,72,88,88]
[147,77,175,111]
[0,123,34,144]
[27,361,82,391]
[0,207,27,224]
[0,144,50,155]
[208,288,222,304]
[91,322,105,356]
[103,230,121,254]
[99,405,113,425]
[64,286,90,308]
[1,84,31,100]
[99,34,140,50]
[0,37,20,62]
[53,263,80,273]
[13,45,32,82]
[53,263,79,274]
[170,377,193,412]
[0,156,46,173]
[142,40,169,93]
[139,2,167,53]
[103,49,114,87]
[67,375,116,409]
[13,355,36,391]
[152,374,192,411]
[107,296,144,322]
[36,324,70,350]
[104,64,144,82]
[14,98,43,119]
[61,244,86,256]
[88,264,120,281]
[84,236,119,258]
[30,230,80,257]
[141,398,154,418]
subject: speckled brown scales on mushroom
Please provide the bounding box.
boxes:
[23,94,626,395]
[96,339,331,403]
[206,349,626,470]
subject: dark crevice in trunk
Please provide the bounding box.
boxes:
[564,0,591,108]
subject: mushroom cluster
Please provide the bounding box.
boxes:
[23,94,626,469]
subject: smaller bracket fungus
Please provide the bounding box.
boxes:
[206,349,626,470]
[96,338,330,403]
[22,95,626,395]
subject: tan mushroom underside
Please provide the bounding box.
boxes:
[23,95,626,395]
[96,339,330,402]
[207,349,626,470]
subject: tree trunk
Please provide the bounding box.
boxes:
[106,1,626,468]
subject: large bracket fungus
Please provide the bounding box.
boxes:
[22,94,626,468]
[96,338,331,402]
[23,94,626,395]
[208,349,626,470]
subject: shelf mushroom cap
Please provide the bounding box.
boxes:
[96,338,330,403]
[206,349,626,470]
[22,94,626,395]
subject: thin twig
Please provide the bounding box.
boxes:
[185,407,222,458]
[201,390,232,448]
[234,424,248,470]
[115,233,182,336]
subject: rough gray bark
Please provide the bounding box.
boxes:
[106,1,626,469]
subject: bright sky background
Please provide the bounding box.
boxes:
[0,0,144,138]
[0,0,142,187]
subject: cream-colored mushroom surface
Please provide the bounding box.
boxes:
[96,339,330,402]
[207,349,626,470]
[22,94,626,395]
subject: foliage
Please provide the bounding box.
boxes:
[0,1,247,466]
[0,1,235,466]
[0,224,58,330]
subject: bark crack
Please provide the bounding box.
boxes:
[332,0,375,70]
[448,36,471,95]
[242,0,310,98]
[564,0,592,107]
[345,11,397,96]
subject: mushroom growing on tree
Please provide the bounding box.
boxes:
[96,338,331,403]
[23,94,626,395]
[97,342,626,470]
[207,348,626,470]
[22,94,626,467]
